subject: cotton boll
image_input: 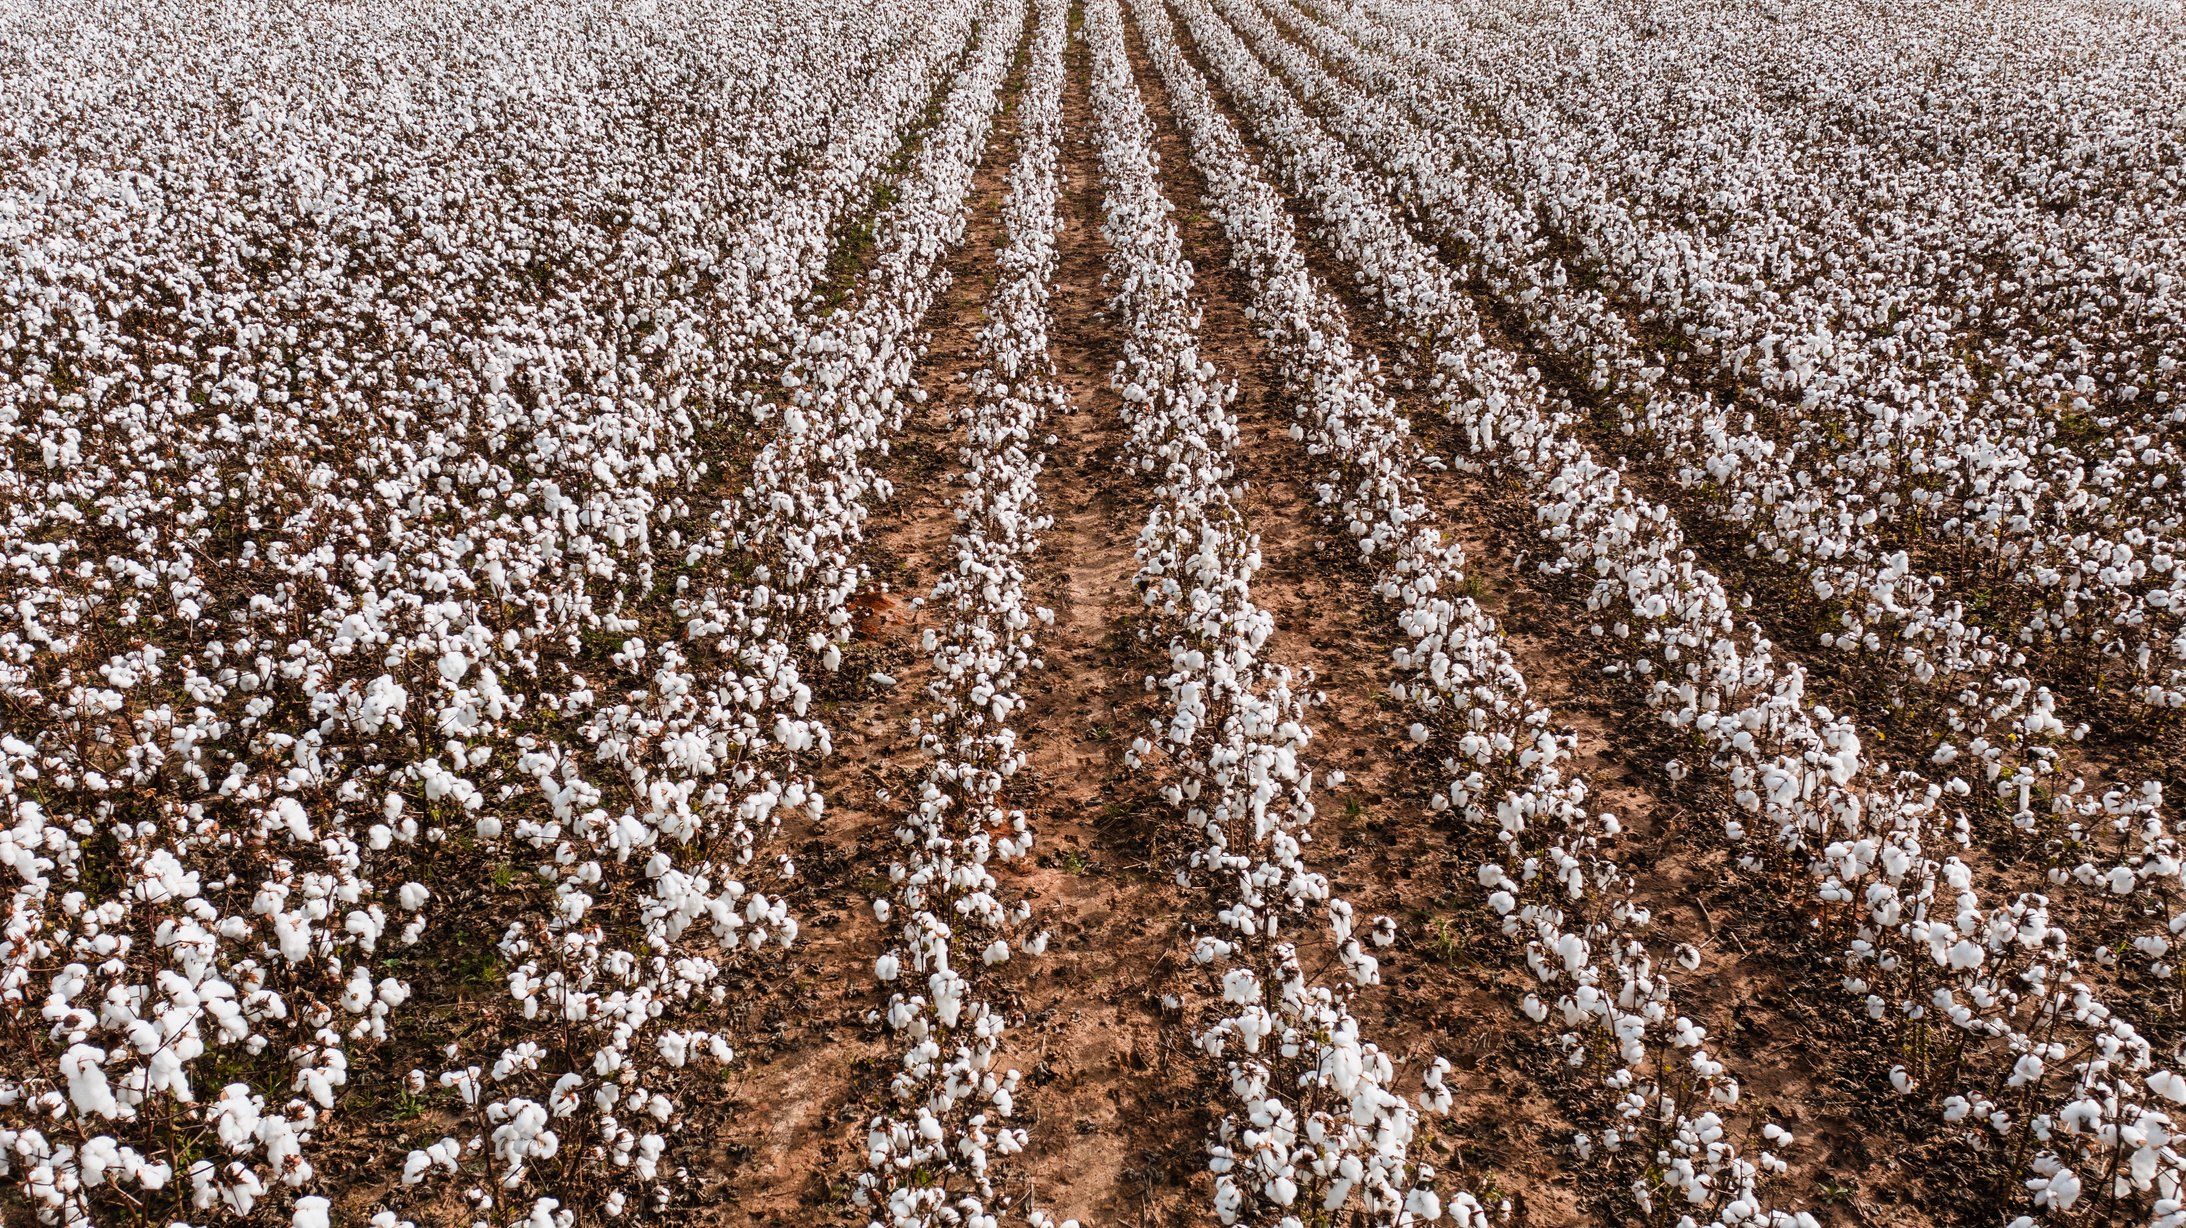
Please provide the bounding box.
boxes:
[62,1045,122,1119]
[2150,1071,2186,1104]
[272,796,314,841]
[1370,915,1397,948]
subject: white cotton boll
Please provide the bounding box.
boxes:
[983,940,1010,965]
[79,1136,119,1187]
[1556,932,1587,974]
[399,883,430,911]
[293,1196,332,1228]
[2149,1071,2186,1104]
[875,954,901,982]
[1215,1177,1245,1224]
[2039,1168,2083,1210]
[1222,968,1260,1004]
[1371,915,1397,947]
[63,1044,121,1118]
[342,967,374,1013]
[273,796,313,841]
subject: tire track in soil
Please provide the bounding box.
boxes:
[993,15,1206,1222]
[1124,5,1958,1224]
[702,33,1035,1221]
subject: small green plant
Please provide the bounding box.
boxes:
[462,949,503,985]
[1427,917,1467,965]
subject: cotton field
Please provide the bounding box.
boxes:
[4,0,2185,1224]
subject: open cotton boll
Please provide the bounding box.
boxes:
[2149,1071,2186,1104]
[62,1045,123,1119]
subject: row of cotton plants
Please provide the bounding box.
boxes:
[1142,0,2186,1218]
[401,4,1001,1221]
[1234,0,2033,727]
[0,0,986,1221]
[707,0,998,397]
[1417,0,2186,442]
[410,0,1034,1221]
[1085,1,1466,1220]
[1310,0,2186,724]
[853,0,1071,1222]
[1128,0,1807,1220]
[1215,0,2186,975]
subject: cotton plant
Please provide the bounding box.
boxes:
[844,0,1076,1220]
